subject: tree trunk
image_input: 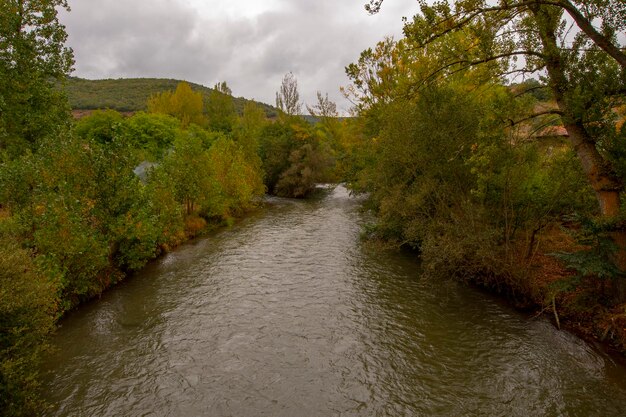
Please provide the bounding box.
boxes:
[532,4,626,301]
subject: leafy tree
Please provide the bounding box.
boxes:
[234,101,267,159]
[74,109,126,145]
[0,238,57,417]
[259,116,333,197]
[360,0,626,288]
[0,0,74,158]
[159,134,217,215]
[275,141,332,198]
[275,72,302,116]
[365,0,626,69]
[205,137,265,217]
[144,168,185,251]
[206,81,236,133]
[124,112,180,160]
[147,81,205,128]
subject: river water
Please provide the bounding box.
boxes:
[42,185,626,416]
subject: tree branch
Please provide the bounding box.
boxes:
[368,0,626,69]
[509,109,564,126]
[553,0,626,69]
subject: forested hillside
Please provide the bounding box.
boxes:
[64,77,278,117]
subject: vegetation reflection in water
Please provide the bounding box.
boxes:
[42,186,626,416]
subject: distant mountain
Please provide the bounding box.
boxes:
[63,77,278,118]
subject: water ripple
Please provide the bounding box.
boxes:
[42,185,626,416]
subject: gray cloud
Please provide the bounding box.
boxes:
[60,0,419,113]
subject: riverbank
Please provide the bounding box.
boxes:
[456,224,626,356]
[0,199,263,416]
[40,184,626,416]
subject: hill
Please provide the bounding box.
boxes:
[63,77,278,118]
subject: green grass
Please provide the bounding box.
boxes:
[63,77,278,117]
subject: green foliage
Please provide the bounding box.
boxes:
[143,168,185,251]
[0,237,57,417]
[158,134,219,215]
[205,137,265,217]
[553,217,623,281]
[74,109,126,145]
[275,141,334,198]
[124,112,180,160]
[259,120,298,194]
[147,82,205,128]
[234,102,267,159]
[0,0,74,159]
[346,38,596,283]
[258,115,336,198]
[63,77,278,118]
[206,82,237,133]
[348,0,626,310]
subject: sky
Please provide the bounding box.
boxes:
[58,0,421,114]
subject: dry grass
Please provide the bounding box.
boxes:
[184,215,207,237]
[513,224,626,354]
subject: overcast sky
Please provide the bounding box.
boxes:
[59,0,420,114]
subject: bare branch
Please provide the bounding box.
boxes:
[509,109,564,126]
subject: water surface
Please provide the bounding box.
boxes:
[42,185,626,416]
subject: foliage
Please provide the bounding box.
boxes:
[63,77,278,117]
[347,0,626,308]
[275,141,332,198]
[234,101,268,159]
[158,134,218,215]
[74,109,126,145]
[147,82,205,128]
[205,137,266,217]
[345,31,597,291]
[0,237,57,417]
[0,0,74,159]
[259,116,334,198]
[206,82,236,133]
[124,112,180,160]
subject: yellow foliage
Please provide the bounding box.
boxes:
[147,82,205,128]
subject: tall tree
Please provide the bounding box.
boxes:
[365,0,626,68]
[360,0,626,287]
[147,81,205,128]
[0,0,74,157]
[206,81,236,133]
[307,91,338,119]
[275,72,302,116]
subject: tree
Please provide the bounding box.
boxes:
[74,109,126,145]
[160,134,217,215]
[365,0,626,68]
[307,91,338,119]
[205,137,265,217]
[124,112,180,160]
[206,81,236,133]
[0,0,74,158]
[360,0,626,288]
[0,239,57,416]
[147,82,205,128]
[275,72,302,115]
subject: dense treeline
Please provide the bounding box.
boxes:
[346,0,626,345]
[64,77,278,117]
[0,82,353,416]
[0,2,358,414]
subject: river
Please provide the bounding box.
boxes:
[41,185,626,416]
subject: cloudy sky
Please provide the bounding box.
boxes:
[58,0,421,114]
